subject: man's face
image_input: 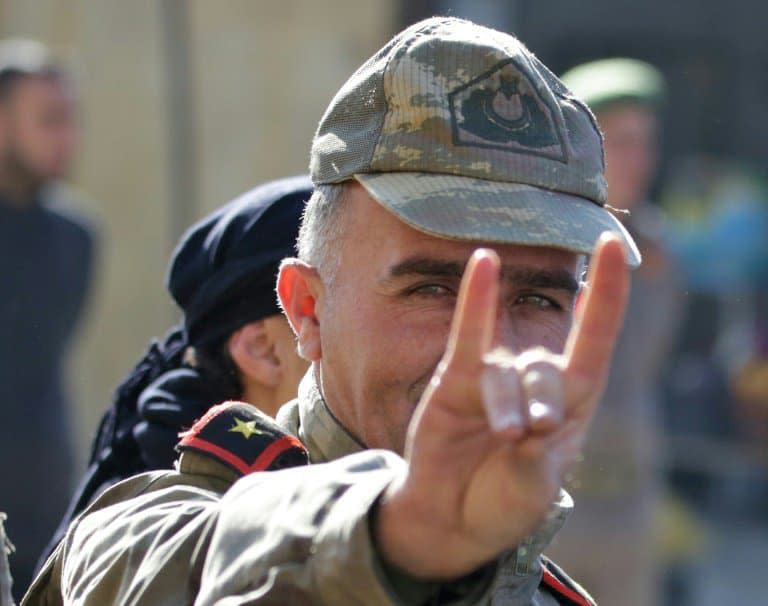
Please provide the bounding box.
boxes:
[599,103,658,211]
[0,75,78,182]
[314,183,581,454]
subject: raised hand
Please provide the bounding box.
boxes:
[375,233,630,578]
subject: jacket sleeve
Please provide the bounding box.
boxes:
[28,453,496,606]
[23,471,227,606]
[60,486,218,605]
[195,450,495,606]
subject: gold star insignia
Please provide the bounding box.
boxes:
[228,417,264,440]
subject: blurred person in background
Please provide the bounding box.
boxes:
[547,58,686,605]
[38,176,313,572]
[0,38,95,598]
[659,156,768,604]
[661,157,768,464]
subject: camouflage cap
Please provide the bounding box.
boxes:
[310,17,641,267]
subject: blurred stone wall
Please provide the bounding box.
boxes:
[0,0,396,465]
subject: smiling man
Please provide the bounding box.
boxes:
[281,185,585,457]
[26,17,637,605]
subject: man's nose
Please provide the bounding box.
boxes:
[491,307,517,352]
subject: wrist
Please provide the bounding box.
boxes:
[369,482,498,602]
[373,474,488,579]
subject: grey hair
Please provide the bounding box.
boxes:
[296,183,348,282]
[577,254,588,283]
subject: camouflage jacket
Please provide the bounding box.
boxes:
[24,373,594,605]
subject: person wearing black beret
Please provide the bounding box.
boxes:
[36,175,313,569]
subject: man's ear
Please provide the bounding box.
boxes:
[227,321,280,388]
[277,259,322,361]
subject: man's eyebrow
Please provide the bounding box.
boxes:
[504,267,580,295]
[384,256,579,295]
[385,257,465,281]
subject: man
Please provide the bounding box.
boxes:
[39,175,313,565]
[0,38,95,598]
[25,17,637,605]
[548,58,683,605]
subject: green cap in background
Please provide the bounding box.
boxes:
[310,17,641,268]
[560,57,666,114]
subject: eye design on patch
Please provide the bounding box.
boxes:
[448,59,567,161]
[489,79,530,129]
[457,75,558,148]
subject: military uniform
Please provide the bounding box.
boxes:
[26,373,594,605]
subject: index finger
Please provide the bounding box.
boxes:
[444,249,500,369]
[564,232,630,392]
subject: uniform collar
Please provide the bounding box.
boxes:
[278,369,365,463]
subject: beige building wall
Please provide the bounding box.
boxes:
[0,0,397,465]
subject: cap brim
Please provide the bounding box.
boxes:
[354,172,641,268]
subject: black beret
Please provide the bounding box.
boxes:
[167,175,313,346]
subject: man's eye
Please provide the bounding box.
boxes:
[410,284,453,297]
[513,294,558,309]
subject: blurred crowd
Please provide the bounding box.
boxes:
[1,25,766,606]
[546,56,768,606]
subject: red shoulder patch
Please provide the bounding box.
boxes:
[540,556,596,606]
[177,401,309,475]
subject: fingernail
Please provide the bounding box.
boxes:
[470,248,499,268]
[598,231,615,244]
[528,399,552,421]
[481,361,523,432]
[472,248,493,259]
[528,399,561,432]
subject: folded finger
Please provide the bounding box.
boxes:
[481,347,524,435]
[517,351,565,434]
